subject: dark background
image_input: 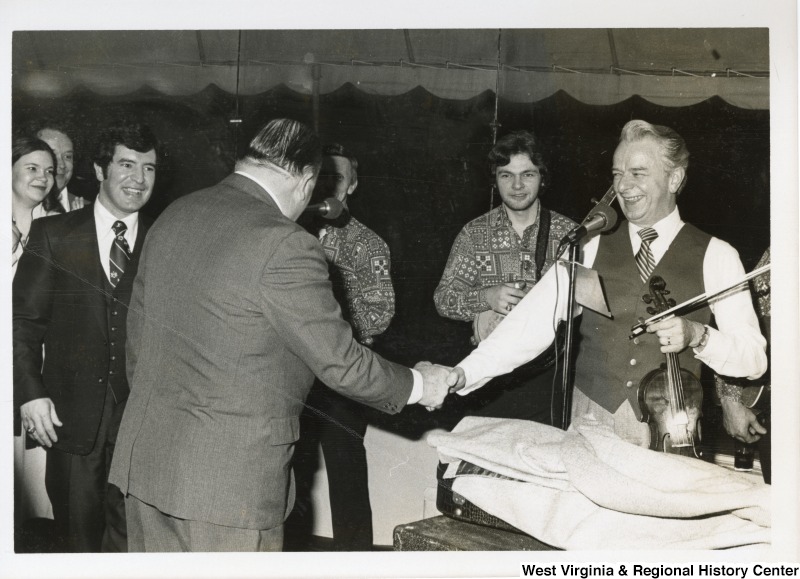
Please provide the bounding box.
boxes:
[13,83,770,434]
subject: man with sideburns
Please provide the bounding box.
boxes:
[15,121,159,551]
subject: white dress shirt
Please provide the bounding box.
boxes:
[95,199,139,284]
[57,186,84,213]
[235,170,424,404]
[12,204,57,278]
[458,207,767,394]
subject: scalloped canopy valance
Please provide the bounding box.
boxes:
[13,29,769,109]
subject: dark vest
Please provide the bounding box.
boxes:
[573,220,712,417]
[101,275,131,405]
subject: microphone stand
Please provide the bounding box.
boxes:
[558,239,580,431]
[552,189,617,430]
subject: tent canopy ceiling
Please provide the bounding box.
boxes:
[15,28,769,72]
[13,29,769,108]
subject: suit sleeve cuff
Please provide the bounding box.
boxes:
[407,368,423,404]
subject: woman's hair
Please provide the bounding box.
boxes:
[13,136,56,167]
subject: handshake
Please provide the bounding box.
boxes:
[413,361,467,411]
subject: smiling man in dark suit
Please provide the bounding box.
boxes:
[14,121,159,552]
[108,118,450,552]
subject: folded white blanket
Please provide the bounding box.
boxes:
[428,416,770,551]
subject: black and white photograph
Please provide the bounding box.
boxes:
[1,1,797,577]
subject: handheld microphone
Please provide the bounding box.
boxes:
[303,198,345,220]
[559,204,618,247]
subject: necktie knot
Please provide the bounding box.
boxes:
[113,220,127,237]
[638,227,658,245]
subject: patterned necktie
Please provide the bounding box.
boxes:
[109,221,131,288]
[635,227,659,283]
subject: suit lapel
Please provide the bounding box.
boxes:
[60,207,108,334]
[89,211,110,335]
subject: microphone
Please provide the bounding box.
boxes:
[559,204,618,247]
[303,198,345,220]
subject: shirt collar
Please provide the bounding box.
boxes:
[57,187,70,212]
[491,200,540,229]
[627,206,683,247]
[234,170,288,216]
[94,196,139,233]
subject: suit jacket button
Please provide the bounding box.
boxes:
[98,378,104,383]
[626,380,634,388]
[630,359,637,366]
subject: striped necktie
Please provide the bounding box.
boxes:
[635,227,658,283]
[109,220,131,288]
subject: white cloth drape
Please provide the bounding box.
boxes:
[428,416,770,551]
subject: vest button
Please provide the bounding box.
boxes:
[111,356,116,361]
[98,378,104,383]
[111,326,117,332]
[112,310,118,316]
[630,359,637,366]
[626,380,634,388]
[109,370,114,375]
[110,341,116,347]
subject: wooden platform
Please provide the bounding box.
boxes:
[393,516,557,552]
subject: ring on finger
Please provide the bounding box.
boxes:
[26,425,35,434]
[506,304,512,312]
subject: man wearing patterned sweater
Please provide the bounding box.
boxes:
[302,143,394,550]
[434,130,576,423]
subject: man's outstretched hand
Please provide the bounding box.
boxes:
[447,366,466,393]
[414,361,453,410]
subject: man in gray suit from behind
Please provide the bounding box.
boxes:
[109,118,450,552]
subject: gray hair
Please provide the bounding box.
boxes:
[619,120,689,194]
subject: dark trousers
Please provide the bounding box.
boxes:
[45,388,127,552]
[309,384,373,551]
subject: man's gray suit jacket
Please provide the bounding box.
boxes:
[109,173,413,531]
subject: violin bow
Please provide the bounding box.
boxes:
[629,263,771,339]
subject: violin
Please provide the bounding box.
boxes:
[637,276,703,457]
